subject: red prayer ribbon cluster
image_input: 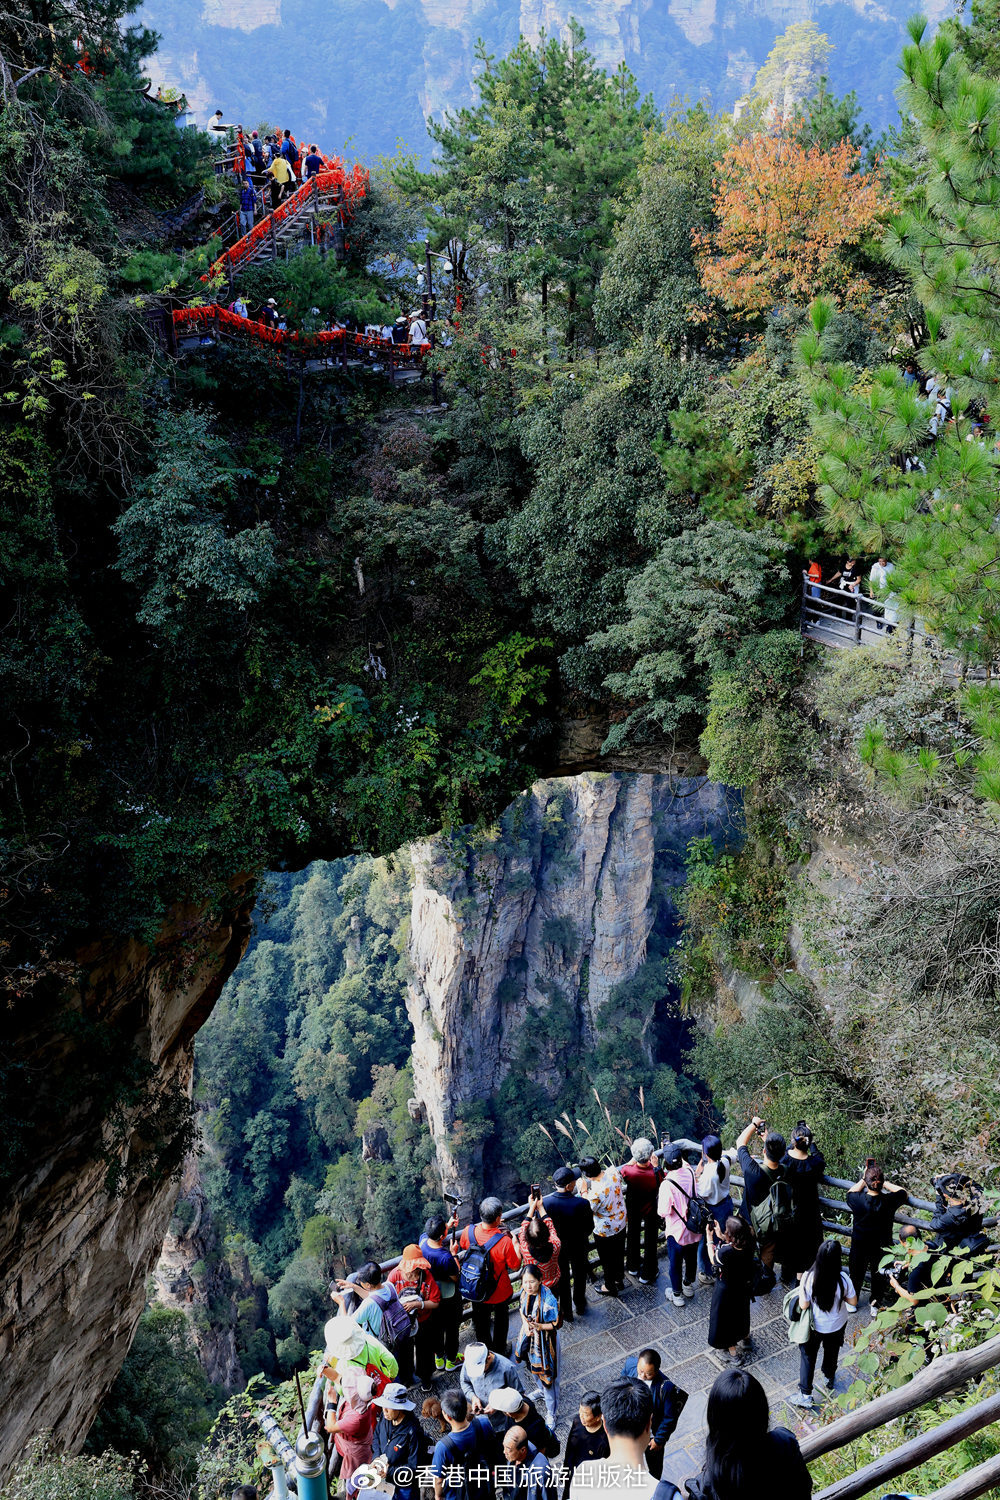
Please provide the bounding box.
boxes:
[171,302,429,357]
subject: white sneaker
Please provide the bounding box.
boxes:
[789,1393,814,1409]
[682,1282,696,1298]
[666,1291,684,1307]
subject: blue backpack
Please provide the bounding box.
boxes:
[459,1229,505,1303]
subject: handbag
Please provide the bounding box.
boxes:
[783,1282,813,1345]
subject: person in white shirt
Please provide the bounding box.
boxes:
[569,1378,660,1500]
[869,556,897,632]
[408,312,428,345]
[789,1239,857,1408]
[696,1135,737,1284]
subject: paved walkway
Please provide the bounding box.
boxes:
[431,1252,872,1492]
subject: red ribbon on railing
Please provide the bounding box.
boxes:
[204,156,371,281]
[171,303,430,359]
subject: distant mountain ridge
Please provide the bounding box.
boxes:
[141,0,954,160]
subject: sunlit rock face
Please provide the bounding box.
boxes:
[405,772,733,1205]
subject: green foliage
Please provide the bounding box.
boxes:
[114,409,276,633]
[790,76,873,158]
[594,113,719,352]
[651,408,750,524]
[751,22,834,113]
[86,1305,218,1480]
[592,520,792,749]
[4,1440,139,1500]
[700,630,812,788]
[469,632,552,732]
[396,26,657,352]
[679,806,805,980]
[813,1249,1000,1490]
[688,985,880,1171]
[800,36,1000,806]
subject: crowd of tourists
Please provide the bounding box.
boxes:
[302,1120,989,1500]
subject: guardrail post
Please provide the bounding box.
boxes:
[854,590,863,644]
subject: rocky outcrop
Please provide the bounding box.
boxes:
[0,896,253,1474]
[405,773,734,1203]
[152,1154,244,1391]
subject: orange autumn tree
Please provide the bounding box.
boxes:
[694,133,888,315]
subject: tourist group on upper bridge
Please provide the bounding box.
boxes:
[264,1118,990,1500]
[170,118,434,365]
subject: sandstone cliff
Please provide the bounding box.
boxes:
[140,0,949,157]
[0,897,253,1473]
[152,1153,244,1391]
[405,772,733,1204]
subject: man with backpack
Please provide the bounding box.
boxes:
[736,1118,793,1282]
[331,1262,418,1384]
[457,1197,521,1353]
[431,1388,498,1500]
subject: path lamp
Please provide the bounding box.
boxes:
[294,1431,327,1500]
[416,246,454,404]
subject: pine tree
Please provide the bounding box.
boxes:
[800,20,1000,793]
[396,26,656,351]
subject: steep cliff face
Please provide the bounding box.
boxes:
[0,898,253,1473]
[405,772,733,1203]
[139,0,953,158]
[153,1154,244,1391]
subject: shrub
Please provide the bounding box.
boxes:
[6,1438,139,1500]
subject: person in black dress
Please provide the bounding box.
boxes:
[706,1216,756,1362]
[846,1163,908,1309]
[685,1370,812,1500]
[781,1122,826,1281]
[561,1391,609,1499]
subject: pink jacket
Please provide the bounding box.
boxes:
[658,1165,700,1246]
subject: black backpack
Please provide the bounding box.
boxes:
[672,1173,710,1236]
[459,1228,506,1303]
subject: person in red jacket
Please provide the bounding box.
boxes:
[621,1138,663,1285]
[459,1196,522,1353]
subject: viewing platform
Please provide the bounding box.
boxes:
[292,1169,1000,1498]
[435,1261,859,1490]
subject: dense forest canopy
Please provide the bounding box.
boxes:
[9,0,1000,1491]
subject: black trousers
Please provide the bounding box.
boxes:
[799,1326,845,1393]
[558,1244,590,1316]
[471,1299,510,1353]
[627,1212,659,1280]
[646,1443,664,1480]
[849,1240,890,1306]
[395,1333,415,1387]
[413,1317,436,1383]
[431,1292,462,1360]
[596,1229,627,1293]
